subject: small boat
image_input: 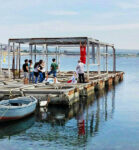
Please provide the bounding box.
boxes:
[0,96,38,122]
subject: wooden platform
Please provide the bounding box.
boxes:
[0,71,124,105]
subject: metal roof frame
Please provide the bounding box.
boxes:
[9,37,114,47]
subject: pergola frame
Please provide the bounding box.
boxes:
[8,37,116,80]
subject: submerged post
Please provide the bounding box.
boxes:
[87,38,90,81]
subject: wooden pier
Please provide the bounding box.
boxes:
[0,37,124,105]
[0,71,124,105]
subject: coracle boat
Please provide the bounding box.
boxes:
[0,96,38,122]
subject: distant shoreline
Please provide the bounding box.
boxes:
[3,52,139,57]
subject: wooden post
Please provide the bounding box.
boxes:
[12,43,15,79]
[19,43,21,78]
[97,44,101,75]
[92,44,95,64]
[113,47,116,72]
[8,41,11,78]
[106,45,108,74]
[87,38,90,81]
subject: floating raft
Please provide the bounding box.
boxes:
[0,71,124,105]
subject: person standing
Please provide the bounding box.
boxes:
[29,60,34,83]
[38,60,44,83]
[42,61,46,80]
[34,62,39,84]
[76,60,85,83]
[47,58,58,83]
[22,59,29,84]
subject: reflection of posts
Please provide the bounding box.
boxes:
[77,104,85,136]
[78,119,85,136]
[111,86,115,114]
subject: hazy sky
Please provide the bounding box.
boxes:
[0,0,139,49]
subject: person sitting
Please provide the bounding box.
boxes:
[76,60,85,83]
[47,58,58,84]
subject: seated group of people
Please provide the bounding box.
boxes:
[22,58,58,84]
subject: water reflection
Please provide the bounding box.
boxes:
[0,85,116,148]
[0,115,35,139]
[36,85,116,140]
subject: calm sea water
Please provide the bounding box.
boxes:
[0,56,139,150]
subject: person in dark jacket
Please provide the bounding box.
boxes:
[22,59,29,79]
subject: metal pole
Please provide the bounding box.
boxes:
[97,44,101,75]
[106,45,108,74]
[92,44,95,64]
[19,43,21,78]
[12,43,15,79]
[42,45,45,60]
[58,46,60,72]
[0,44,2,74]
[87,38,90,80]
[29,44,33,60]
[56,46,58,63]
[8,40,11,78]
[46,45,48,72]
[34,44,36,63]
[113,47,116,72]
[16,47,19,70]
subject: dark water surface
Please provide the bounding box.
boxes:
[0,56,139,150]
